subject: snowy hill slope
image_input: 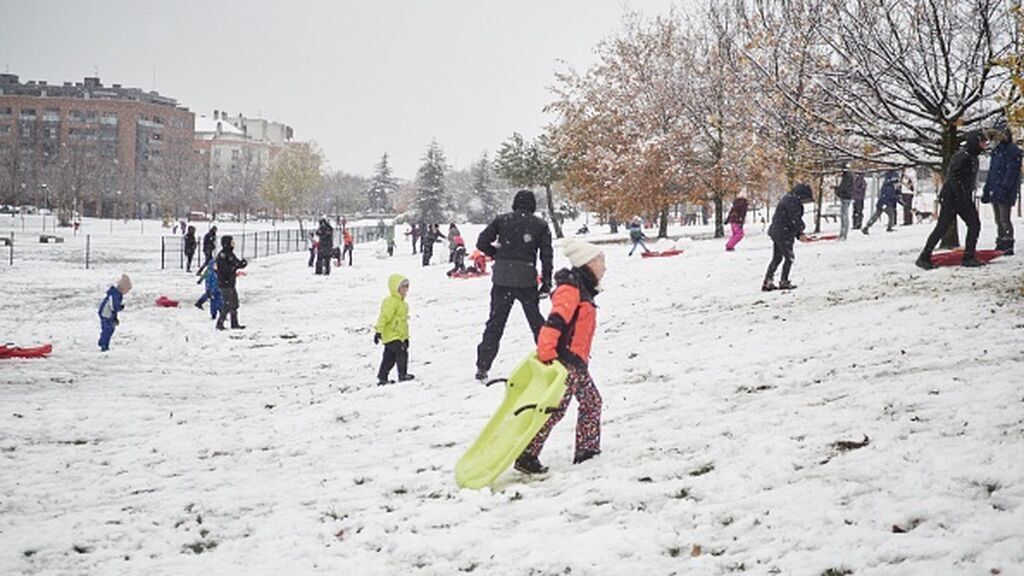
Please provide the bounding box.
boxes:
[1,218,1022,575]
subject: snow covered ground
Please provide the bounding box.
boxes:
[1,212,1022,576]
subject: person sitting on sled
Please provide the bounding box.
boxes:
[467,249,489,275]
[514,239,605,475]
[98,274,132,351]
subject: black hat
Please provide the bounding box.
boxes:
[512,190,537,213]
[792,183,813,201]
[221,235,233,249]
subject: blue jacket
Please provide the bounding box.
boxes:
[203,265,220,294]
[984,140,1022,205]
[98,286,123,322]
[768,192,806,242]
[878,171,900,207]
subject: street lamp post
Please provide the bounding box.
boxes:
[207,184,213,228]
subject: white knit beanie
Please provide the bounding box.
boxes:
[562,239,603,268]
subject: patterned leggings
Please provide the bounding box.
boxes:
[523,363,602,460]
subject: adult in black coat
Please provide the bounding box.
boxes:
[763,183,812,291]
[315,218,334,275]
[202,225,218,263]
[474,190,554,380]
[916,131,988,269]
[214,235,248,330]
[982,119,1021,254]
[184,226,198,272]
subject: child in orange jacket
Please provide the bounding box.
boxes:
[514,239,605,475]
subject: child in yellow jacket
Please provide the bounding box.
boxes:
[374,274,414,385]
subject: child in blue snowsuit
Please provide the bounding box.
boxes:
[98,274,132,351]
[194,258,222,320]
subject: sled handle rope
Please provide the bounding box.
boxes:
[484,378,507,387]
[512,404,563,416]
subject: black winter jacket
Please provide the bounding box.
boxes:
[202,230,217,255]
[215,248,247,289]
[317,222,334,254]
[477,192,553,289]
[184,232,197,256]
[768,192,806,242]
[941,131,984,204]
[835,171,854,200]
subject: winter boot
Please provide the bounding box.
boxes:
[514,454,548,475]
[398,373,415,382]
[475,369,488,381]
[195,302,203,310]
[961,257,986,268]
[573,450,601,465]
[1004,239,1015,256]
[216,322,226,331]
[761,279,776,292]
[915,256,935,270]
[778,280,797,290]
[377,378,395,386]
[861,228,869,235]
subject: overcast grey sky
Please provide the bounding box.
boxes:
[1,0,681,179]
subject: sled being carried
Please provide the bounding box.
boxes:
[455,354,568,489]
[930,249,1003,267]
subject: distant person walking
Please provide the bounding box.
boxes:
[202,225,218,263]
[184,225,198,272]
[851,171,867,229]
[834,165,855,240]
[725,193,749,251]
[763,184,813,291]
[862,170,900,234]
[315,218,333,275]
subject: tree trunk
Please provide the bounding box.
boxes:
[813,173,824,234]
[658,206,669,238]
[939,124,960,249]
[713,193,725,238]
[543,184,563,239]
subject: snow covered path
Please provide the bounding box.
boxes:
[1,218,1022,575]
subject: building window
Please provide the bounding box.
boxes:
[42,108,60,122]
[20,124,32,138]
[45,127,58,139]
[100,112,117,126]
[20,109,36,120]
[0,107,11,119]
[0,124,10,135]
[151,132,162,141]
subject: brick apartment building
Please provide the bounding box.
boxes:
[0,73,195,218]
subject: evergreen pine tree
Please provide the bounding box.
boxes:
[367,153,398,213]
[471,153,500,223]
[414,141,449,224]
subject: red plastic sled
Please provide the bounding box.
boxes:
[641,249,684,258]
[930,249,1003,267]
[0,343,53,359]
[806,234,839,242]
[155,295,180,307]
[236,271,247,277]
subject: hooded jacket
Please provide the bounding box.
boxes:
[98,286,124,322]
[184,229,197,256]
[476,190,554,289]
[852,173,867,201]
[835,170,854,200]
[768,185,811,242]
[878,170,901,207]
[215,235,247,289]
[317,220,334,254]
[941,131,985,203]
[203,228,217,255]
[984,133,1022,206]
[375,274,409,343]
[537,266,599,367]
[726,197,749,224]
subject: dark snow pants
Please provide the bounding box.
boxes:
[993,202,1014,249]
[342,244,353,266]
[476,285,544,372]
[919,197,981,261]
[522,363,602,460]
[422,244,433,267]
[765,238,795,283]
[98,318,116,351]
[217,286,240,328]
[315,251,331,275]
[853,198,864,229]
[378,340,409,381]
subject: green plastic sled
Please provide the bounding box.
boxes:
[455,354,568,489]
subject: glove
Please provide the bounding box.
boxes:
[980,190,991,204]
[114,318,120,326]
[373,332,381,345]
[240,259,249,268]
[538,283,551,299]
